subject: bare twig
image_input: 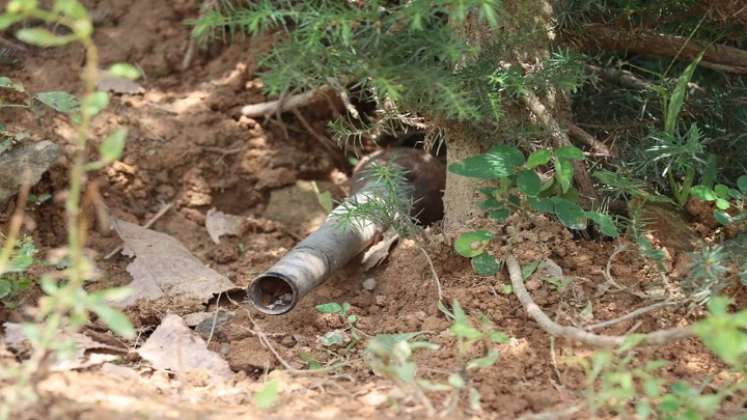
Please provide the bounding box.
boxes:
[241,88,330,117]
[103,202,173,259]
[0,170,31,273]
[517,403,584,420]
[584,300,683,331]
[567,122,614,157]
[586,64,652,90]
[418,246,444,304]
[506,255,693,348]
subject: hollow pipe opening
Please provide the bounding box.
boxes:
[248,273,299,315]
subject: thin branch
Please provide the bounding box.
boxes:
[418,246,443,304]
[104,202,173,259]
[586,64,652,90]
[506,255,693,348]
[567,122,614,157]
[241,88,330,117]
[584,300,683,331]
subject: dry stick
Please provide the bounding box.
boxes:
[241,88,325,117]
[585,300,683,331]
[567,122,614,157]
[603,245,654,300]
[506,255,692,348]
[586,64,652,90]
[103,202,174,259]
[0,172,32,273]
[418,246,444,304]
[519,91,596,200]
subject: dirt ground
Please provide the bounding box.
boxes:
[1,1,744,419]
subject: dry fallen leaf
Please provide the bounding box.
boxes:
[111,219,236,307]
[3,323,125,371]
[138,314,233,382]
[361,230,399,272]
[96,74,145,95]
[205,208,244,244]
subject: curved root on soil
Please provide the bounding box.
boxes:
[506,255,693,348]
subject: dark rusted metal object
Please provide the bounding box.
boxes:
[248,148,445,315]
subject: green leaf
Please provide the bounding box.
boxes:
[471,253,501,276]
[82,91,109,118]
[488,208,510,221]
[320,330,345,346]
[0,76,24,92]
[586,211,619,238]
[665,51,704,134]
[516,170,541,196]
[35,91,79,113]
[107,63,142,80]
[715,198,730,210]
[16,28,76,47]
[315,302,343,314]
[417,380,452,392]
[554,146,585,160]
[714,209,732,225]
[701,153,718,188]
[454,230,493,258]
[56,0,90,20]
[690,185,716,201]
[554,157,574,194]
[89,303,135,339]
[466,349,499,370]
[448,145,524,179]
[714,184,730,199]
[97,127,127,165]
[489,331,509,343]
[254,379,280,410]
[450,322,482,341]
[521,260,540,280]
[526,149,552,169]
[0,13,24,31]
[392,362,417,383]
[468,387,482,411]
[554,199,587,230]
[0,279,11,299]
[448,373,466,389]
[738,175,747,194]
[528,197,554,213]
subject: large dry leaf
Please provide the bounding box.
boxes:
[112,219,236,307]
[205,208,244,244]
[138,314,233,382]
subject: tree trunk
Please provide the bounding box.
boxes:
[442,0,562,234]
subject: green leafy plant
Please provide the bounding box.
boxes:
[315,301,362,348]
[645,52,707,208]
[574,337,723,419]
[0,1,142,416]
[365,299,508,415]
[450,145,619,237]
[0,237,38,306]
[690,175,747,226]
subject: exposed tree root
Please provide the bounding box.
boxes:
[241,88,334,117]
[506,255,693,348]
[577,25,747,74]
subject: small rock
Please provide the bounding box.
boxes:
[0,140,61,204]
[280,335,297,348]
[195,310,233,339]
[374,295,386,306]
[362,278,377,291]
[421,315,449,332]
[226,337,275,372]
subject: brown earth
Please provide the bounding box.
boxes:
[1,1,745,419]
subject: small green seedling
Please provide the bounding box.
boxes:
[315,301,362,346]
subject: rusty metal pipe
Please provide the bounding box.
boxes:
[248,148,445,315]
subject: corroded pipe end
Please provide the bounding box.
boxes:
[248,272,299,315]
